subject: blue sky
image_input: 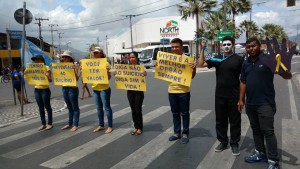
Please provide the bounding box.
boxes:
[0,0,299,52]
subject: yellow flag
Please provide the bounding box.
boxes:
[114,64,146,91]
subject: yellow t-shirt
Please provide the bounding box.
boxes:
[92,61,110,91]
[168,82,190,93]
[35,65,50,89]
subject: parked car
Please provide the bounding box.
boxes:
[294,49,300,55]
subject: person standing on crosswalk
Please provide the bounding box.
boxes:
[198,36,244,156]
[238,37,292,169]
[59,51,81,132]
[91,48,113,134]
[127,52,147,135]
[25,55,53,131]
[167,38,196,144]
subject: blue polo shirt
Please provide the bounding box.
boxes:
[240,55,275,106]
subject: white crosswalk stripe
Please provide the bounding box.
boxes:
[111,109,211,169]
[40,106,170,169]
[1,126,93,159]
[196,114,250,169]
[0,104,117,146]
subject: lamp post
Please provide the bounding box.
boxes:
[249,1,267,38]
[66,41,71,50]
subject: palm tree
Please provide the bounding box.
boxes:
[259,24,288,42]
[178,0,217,58]
[239,20,259,40]
[221,0,251,38]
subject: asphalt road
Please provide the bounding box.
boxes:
[0,56,300,169]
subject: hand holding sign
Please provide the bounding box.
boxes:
[264,38,296,74]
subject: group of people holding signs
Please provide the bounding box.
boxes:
[23,35,295,169]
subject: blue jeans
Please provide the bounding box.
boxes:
[62,87,80,127]
[168,92,190,136]
[246,104,278,161]
[93,88,113,127]
[34,88,53,125]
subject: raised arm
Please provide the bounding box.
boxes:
[198,40,208,68]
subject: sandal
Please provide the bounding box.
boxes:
[70,126,78,132]
[131,129,138,135]
[105,127,113,134]
[135,129,142,135]
[93,126,105,132]
[61,125,72,130]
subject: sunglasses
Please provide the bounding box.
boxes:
[222,43,232,47]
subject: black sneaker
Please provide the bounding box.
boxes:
[180,134,189,144]
[231,145,240,156]
[267,160,280,169]
[244,149,267,163]
[214,143,228,152]
[169,134,181,141]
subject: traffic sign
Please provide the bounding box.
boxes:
[217,30,233,41]
[8,30,23,39]
[14,8,33,25]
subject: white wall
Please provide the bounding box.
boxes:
[107,16,199,57]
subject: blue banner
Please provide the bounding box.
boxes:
[21,39,54,67]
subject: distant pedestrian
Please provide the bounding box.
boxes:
[59,50,81,132]
[91,48,113,134]
[238,37,292,169]
[12,65,29,105]
[126,52,146,135]
[166,38,196,144]
[79,78,92,100]
[25,55,53,131]
[198,36,244,156]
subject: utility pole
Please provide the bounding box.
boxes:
[123,14,136,51]
[105,35,109,56]
[223,0,227,30]
[292,24,299,42]
[35,17,49,50]
[97,37,99,46]
[58,32,64,55]
[49,24,58,59]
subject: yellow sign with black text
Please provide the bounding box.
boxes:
[154,51,193,86]
[52,63,77,86]
[25,63,49,86]
[81,58,109,84]
[114,64,146,91]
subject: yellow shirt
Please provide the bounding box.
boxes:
[168,82,190,93]
[92,61,110,91]
[35,66,50,89]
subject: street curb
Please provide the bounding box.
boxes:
[292,73,300,94]
[0,100,67,128]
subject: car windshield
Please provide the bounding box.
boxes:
[140,49,153,59]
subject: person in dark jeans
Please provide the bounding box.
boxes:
[12,65,29,104]
[198,36,244,155]
[25,55,53,131]
[126,52,147,135]
[238,37,292,169]
[59,50,80,132]
[166,38,196,144]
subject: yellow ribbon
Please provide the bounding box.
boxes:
[275,54,288,73]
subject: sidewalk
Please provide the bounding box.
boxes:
[0,99,66,128]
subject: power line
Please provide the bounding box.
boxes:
[58,2,183,31]
[59,0,168,26]
[35,17,49,50]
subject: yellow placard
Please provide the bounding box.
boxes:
[114,64,147,91]
[81,58,109,84]
[25,63,49,86]
[154,51,194,86]
[51,63,77,86]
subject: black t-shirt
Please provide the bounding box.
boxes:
[240,55,275,106]
[206,53,244,98]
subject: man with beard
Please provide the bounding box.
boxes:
[198,36,244,156]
